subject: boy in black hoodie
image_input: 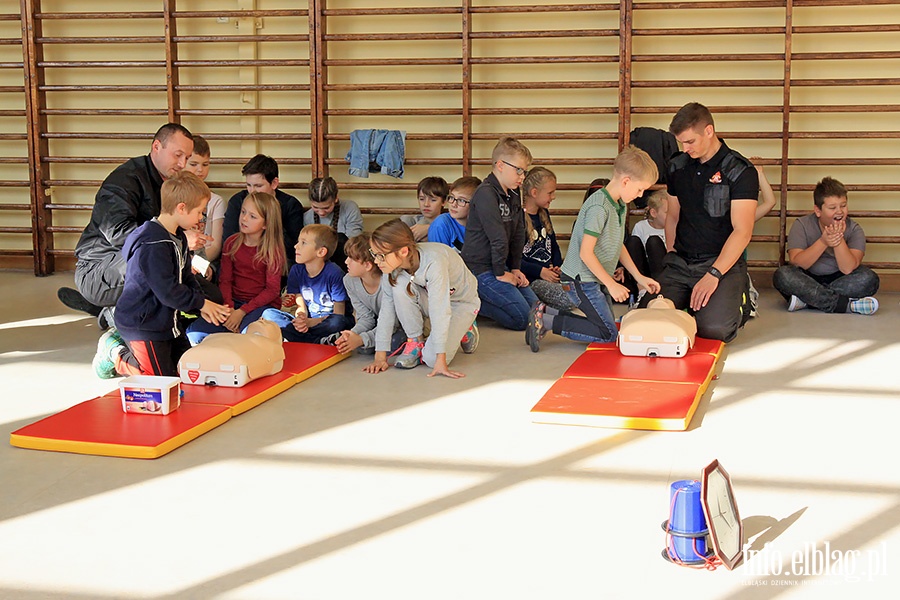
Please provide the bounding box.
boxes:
[461,137,539,331]
[93,171,231,379]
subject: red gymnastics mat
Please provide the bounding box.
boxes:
[531,338,724,431]
[180,343,347,415]
[9,393,232,459]
[10,343,349,458]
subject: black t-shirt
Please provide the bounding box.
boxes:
[667,141,759,260]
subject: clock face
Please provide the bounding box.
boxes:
[702,460,743,570]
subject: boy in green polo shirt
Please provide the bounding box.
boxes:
[526,146,661,351]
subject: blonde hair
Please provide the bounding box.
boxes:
[613,145,658,183]
[522,167,556,241]
[225,192,286,275]
[491,136,533,165]
[451,175,481,197]
[371,218,419,295]
[160,171,210,214]
[645,189,667,219]
[301,223,338,260]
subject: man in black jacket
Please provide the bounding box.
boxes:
[58,123,200,324]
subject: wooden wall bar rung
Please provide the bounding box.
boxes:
[4,1,898,275]
[470,56,618,64]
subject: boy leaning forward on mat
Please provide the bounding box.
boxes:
[526,146,660,352]
[93,171,231,379]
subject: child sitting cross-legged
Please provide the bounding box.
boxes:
[95,171,231,379]
[262,224,354,344]
[333,233,406,355]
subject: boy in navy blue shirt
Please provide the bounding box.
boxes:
[94,171,231,378]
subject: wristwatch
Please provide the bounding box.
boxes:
[707,266,723,280]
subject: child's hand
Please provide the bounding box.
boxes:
[613,267,625,282]
[540,267,560,283]
[223,308,246,332]
[607,281,631,303]
[427,354,465,379]
[511,269,529,287]
[200,300,231,325]
[496,271,518,286]
[637,276,661,295]
[335,330,362,354]
[282,293,297,309]
[410,222,429,241]
[292,313,309,333]
[364,351,390,374]
[184,229,212,251]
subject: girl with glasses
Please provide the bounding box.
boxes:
[364,219,480,379]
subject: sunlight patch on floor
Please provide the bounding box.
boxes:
[0,459,483,598]
[260,380,617,467]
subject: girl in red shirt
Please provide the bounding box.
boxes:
[187,192,286,344]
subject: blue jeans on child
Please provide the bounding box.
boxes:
[261,308,354,343]
[475,271,538,331]
[552,276,619,343]
[186,300,270,345]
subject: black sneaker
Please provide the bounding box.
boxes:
[319,332,341,345]
[58,287,102,317]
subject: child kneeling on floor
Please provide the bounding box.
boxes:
[526,146,661,352]
[262,224,354,343]
[365,219,480,379]
[334,233,406,355]
[95,171,232,378]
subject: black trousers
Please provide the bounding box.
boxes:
[641,252,747,343]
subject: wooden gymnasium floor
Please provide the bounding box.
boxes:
[0,270,898,599]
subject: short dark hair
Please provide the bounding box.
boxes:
[417,176,449,200]
[813,177,848,208]
[191,135,210,157]
[242,154,279,183]
[669,102,715,136]
[154,123,192,146]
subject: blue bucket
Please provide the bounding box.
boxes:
[666,479,709,562]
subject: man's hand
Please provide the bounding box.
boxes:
[690,273,720,311]
[613,267,625,283]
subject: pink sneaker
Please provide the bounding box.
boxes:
[393,339,424,369]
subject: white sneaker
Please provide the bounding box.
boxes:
[848,297,878,315]
[787,295,807,312]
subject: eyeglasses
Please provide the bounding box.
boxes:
[500,159,527,176]
[447,195,470,207]
[368,248,394,263]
